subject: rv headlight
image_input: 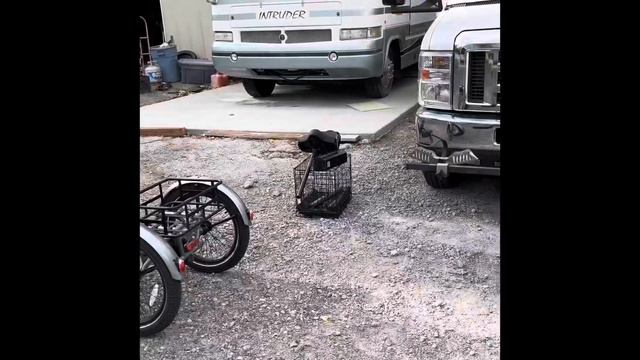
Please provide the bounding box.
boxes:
[214,32,233,42]
[419,51,452,109]
[340,26,382,40]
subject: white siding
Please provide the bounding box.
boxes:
[160,0,213,60]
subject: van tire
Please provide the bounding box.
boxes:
[242,79,276,97]
[364,50,395,98]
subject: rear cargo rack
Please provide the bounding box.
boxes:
[139,178,224,239]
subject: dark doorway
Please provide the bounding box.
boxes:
[139,0,164,51]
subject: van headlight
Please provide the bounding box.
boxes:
[419,51,452,109]
[340,27,382,40]
[214,32,233,42]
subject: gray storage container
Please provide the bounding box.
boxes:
[178,59,217,85]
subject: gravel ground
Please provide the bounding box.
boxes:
[139,116,500,360]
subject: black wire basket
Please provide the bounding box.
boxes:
[294,152,352,218]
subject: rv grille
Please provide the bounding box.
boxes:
[241,31,281,43]
[240,30,331,44]
[285,30,331,43]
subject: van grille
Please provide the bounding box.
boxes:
[466,49,500,107]
[467,52,486,103]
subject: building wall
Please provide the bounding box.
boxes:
[159,0,213,60]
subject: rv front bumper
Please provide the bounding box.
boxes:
[212,50,384,80]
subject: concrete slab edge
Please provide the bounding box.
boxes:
[371,103,419,142]
[174,103,418,142]
[187,129,363,143]
[140,128,188,137]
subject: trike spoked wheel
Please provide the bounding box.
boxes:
[165,184,250,273]
[139,238,181,337]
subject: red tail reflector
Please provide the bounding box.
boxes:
[185,238,201,252]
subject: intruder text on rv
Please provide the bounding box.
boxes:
[258,10,307,20]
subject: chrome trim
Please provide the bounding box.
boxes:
[309,10,339,17]
[452,29,500,113]
[415,108,500,152]
[464,50,500,107]
[213,8,387,21]
[213,35,383,54]
[436,163,449,177]
[233,13,257,20]
[213,50,380,56]
[406,162,500,176]
[342,8,385,16]
[449,149,480,165]
[412,147,480,166]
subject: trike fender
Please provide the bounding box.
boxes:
[140,224,183,281]
[164,180,252,226]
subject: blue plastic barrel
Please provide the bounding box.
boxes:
[150,45,180,83]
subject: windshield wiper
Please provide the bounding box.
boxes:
[446,0,500,10]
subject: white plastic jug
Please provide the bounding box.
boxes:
[144,63,162,83]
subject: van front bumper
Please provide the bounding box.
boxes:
[405,108,501,177]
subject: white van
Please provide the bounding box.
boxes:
[209,0,443,98]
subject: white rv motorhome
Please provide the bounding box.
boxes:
[209,0,443,98]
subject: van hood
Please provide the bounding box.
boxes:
[422,2,500,51]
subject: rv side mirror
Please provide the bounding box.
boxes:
[385,0,443,13]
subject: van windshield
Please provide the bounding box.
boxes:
[445,0,500,8]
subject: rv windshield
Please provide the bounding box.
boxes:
[212,0,305,4]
